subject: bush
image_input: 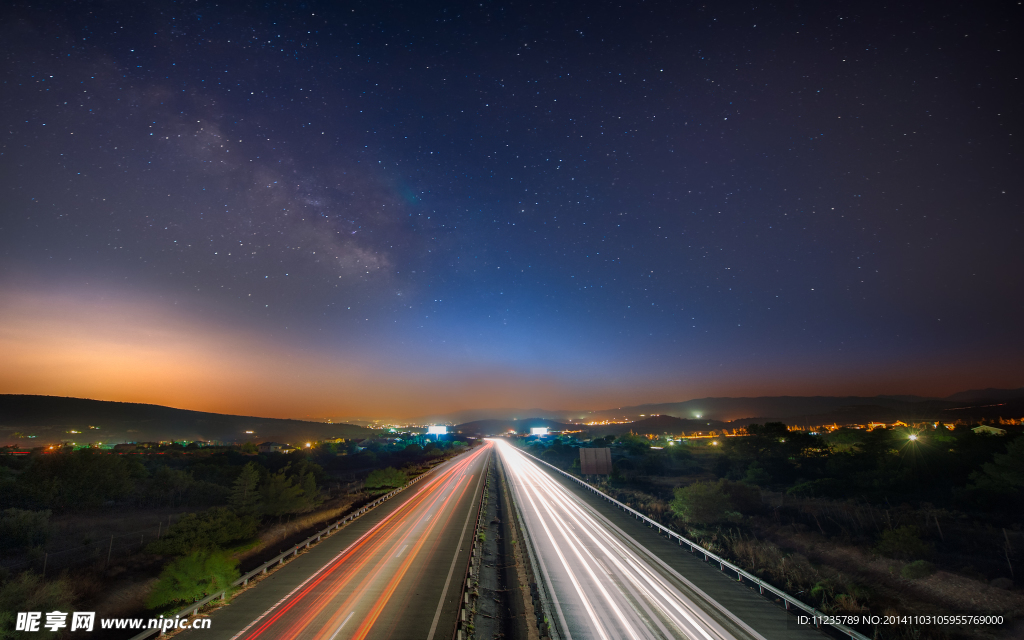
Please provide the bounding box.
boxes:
[875,526,930,560]
[0,509,51,552]
[364,467,407,490]
[146,550,239,609]
[670,480,738,524]
[742,462,772,486]
[901,560,936,580]
[0,572,77,639]
[146,508,258,556]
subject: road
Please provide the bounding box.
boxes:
[187,442,490,640]
[496,439,773,640]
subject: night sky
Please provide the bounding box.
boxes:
[1,1,1021,419]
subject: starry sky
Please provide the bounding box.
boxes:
[1,0,1021,420]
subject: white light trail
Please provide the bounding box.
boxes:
[496,439,762,640]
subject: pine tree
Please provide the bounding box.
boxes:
[229,462,261,514]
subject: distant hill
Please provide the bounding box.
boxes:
[454,418,569,437]
[0,395,375,446]
[418,389,1024,428]
[944,388,1024,403]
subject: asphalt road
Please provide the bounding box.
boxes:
[496,439,807,640]
[184,443,490,640]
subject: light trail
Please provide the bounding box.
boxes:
[495,439,766,640]
[224,442,490,640]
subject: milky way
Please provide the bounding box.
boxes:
[1,1,1021,418]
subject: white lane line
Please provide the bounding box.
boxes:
[395,544,409,558]
[526,457,718,640]
[520,465,640,640]
[225,459,461,640]
[521,447,759,640]
[327,611,355,640]
[425,453,488,640]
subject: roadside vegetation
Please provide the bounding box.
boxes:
[0,435,469,629]
[519,424,1024,639]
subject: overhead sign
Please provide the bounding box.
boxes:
[580,448,612,475]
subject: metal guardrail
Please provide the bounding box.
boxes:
[452,453,490,640]
[518,448,871,640]
[128,469,435,639]
[496,452,563,640]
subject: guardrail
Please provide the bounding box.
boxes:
[128,469,435,639]
[496,452,563,640]
[517,448,871,640]
[453,453,490,640]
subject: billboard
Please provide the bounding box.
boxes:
[426,426,448,435]
[580,448,612,475]
[530,427,549,436]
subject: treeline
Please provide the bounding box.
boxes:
[518,425,1024,636]
[0,448,325,512]
[0,439,465,513]
[527,425,1024,512]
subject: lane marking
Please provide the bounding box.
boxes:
[229,454,476,640]
[425,450,489,640]
[327,611,354,640]
[395,544,409,558]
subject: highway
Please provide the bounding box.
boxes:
[496,439,771,640]
[187,442,490,640]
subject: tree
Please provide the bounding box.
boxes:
[260,467,305,519]
[0,509,51,552]
[670,480,737,524]
[145,508,258,555]
[364,467,407,490]
[616,434,650,455]
[146,550,239,609]
[148,466,194,507]
[972,436,1024,491]
[228,463,261,514]
[743,462,772,486]
[296,470,323,513]
[19,450,139,510]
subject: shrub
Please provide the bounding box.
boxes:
[0,572,76,639]
[670,480,738,524]
[901,560,936,580]
[146,550,239,609]
[742,462,772,486]
[146,508,258,556]
[364,467,407,490]
[0,509,51,552]
[875,526,930,560]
